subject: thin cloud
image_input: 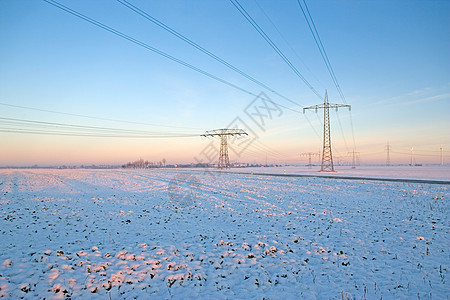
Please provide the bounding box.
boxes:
[401,92,450,106]
[372,86,450,108]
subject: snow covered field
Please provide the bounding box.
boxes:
[0,169,448,299]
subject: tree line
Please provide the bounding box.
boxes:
[122,158,166,169]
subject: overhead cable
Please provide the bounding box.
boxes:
[298,0,357,153]
[230,0,322,99]
[0,101,203,131]
[43,0,259,98]
[41,0,324,145]
[0,117,201,138]
[43,0,312,116]
[297,0,344,103]
[253,0,324,89]
[117,0,310,112]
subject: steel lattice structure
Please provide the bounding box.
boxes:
[348,151,360,169]
[385,141,392,166]
[201,129,248,169]
[301,152,320,169]
[303,90,350,172]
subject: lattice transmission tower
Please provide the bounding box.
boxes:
[385,141,392,166]
[410,147,415,166]
[303,90,351,172]
[301,152,319,169]
[201,129,248,169]
[348,150,360,169]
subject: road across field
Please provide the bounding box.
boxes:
[216,170,450,185]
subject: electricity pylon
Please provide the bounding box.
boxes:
[201,129,248,169]
[348,150,360,169]
[303,90,350,172]
[301,152,319,169]
[385,141,392,166]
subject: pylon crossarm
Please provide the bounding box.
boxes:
[304,103,350,113]
[201,128,248,170]
[201,128,248,137]
[328,103,350,109]
[303,105,320,113]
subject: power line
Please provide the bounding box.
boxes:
[41,0,326,146]
[229,0,322,99]
[1,99,323,142]
[0,101,202,131]
[297,0,357,153]
[0,129,199,138]
[41,0,327,143]
[249,0,325,139]
[0,117,201,138]
[43,0,321,122]
[201,134,262,159]
[252,0,324,89]
[252,140,283,157]
[335,110,349,152]
[0,117,196,135]
[116,0,311,114]
[297,0,344,103]
[227,0,324,141]
[42,0,261,98]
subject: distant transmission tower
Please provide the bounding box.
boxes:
[348,150,360,169]
[440,145,444,166]
[201,129,248,169]
[385,141,392,166]
[303,90,350,172]
[410,147,415,166]
[301,152,319,169]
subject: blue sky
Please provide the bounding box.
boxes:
[0,0,449,166]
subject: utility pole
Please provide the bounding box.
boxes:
[385,141,392,166]
[201,129,248,169]
[303,90,351,172]
[348,150,360,169]
[301,152,319,169]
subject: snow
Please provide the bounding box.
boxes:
[0,168,448,299]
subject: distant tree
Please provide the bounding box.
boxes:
[123,158,169,169]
